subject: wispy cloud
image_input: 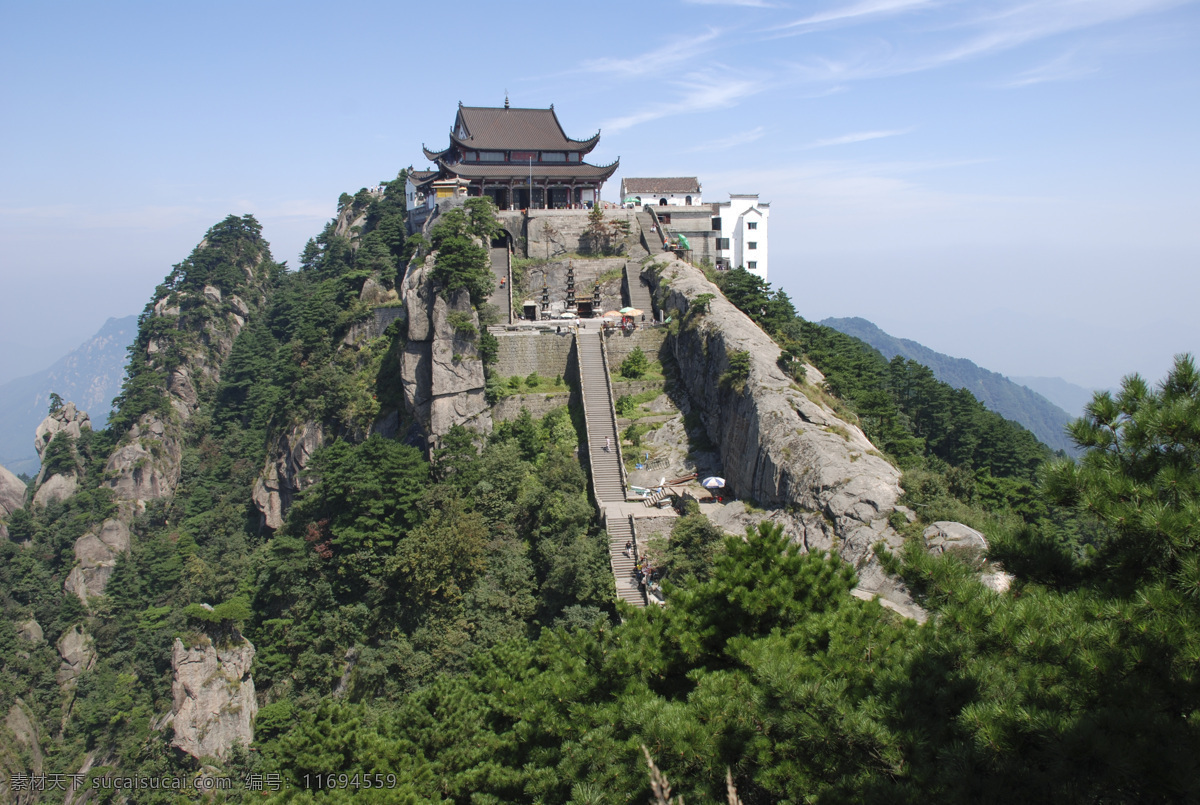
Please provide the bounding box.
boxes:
[999,51,1099,87]
[688,126,767,151]
[684,0,780,6]
[602,70,767,133]
[772,0,936,35]
[803,128,914,148]
[582,28,723,78]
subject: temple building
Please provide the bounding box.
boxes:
[619,177,702,207]
[407,100,618,214]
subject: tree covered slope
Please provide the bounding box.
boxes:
[821,316,1076,453]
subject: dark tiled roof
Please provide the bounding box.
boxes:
[452,106,600,152]
[407,169,437,182]
[444,160,619,181]
[621,177,701,194]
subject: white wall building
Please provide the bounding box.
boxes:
[620,177,702,207]
[713,194,769,281]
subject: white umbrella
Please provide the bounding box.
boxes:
[701,476,726,489]
[560,311,578,319]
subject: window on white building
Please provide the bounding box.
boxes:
[748,242,757,250]
[748,261,757,269]
[747,222,757,230]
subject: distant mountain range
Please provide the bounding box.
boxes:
[1008,376,1099,418]
[0,315,137,476]
[820,317,1079,454]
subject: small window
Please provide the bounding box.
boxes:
[568,152,580,162]
[716,238,730,250]
[712,217,721,231]
[542,152,566,162]
[480,151,504,162]
[748,242,757,250]
[747,222,757,230]
[748,261,757,269]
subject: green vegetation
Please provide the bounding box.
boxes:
[619,346,650,379]
[5,182,1200,804]
[580,205,631,256]
[720,349,751,393]
[428,199,498,306]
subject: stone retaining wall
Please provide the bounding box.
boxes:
[492,330,575,380]
[491,392,573,422]
[603,326,668,367]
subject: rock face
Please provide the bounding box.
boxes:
[106,271,263,514]
[4,698,44,776]
[167,637,257,760]
[32,472,79,507]
[252,421,324,530]
[63,519,132,602]
[923,521,988,556]
[31,402,91,507]
[399,253,490,442]
[33,402,90,465]
[0,463,25,517]
[17,618,44,644]
[647,258,917,615]
[923,520,1015,594]
[56,625,96,688]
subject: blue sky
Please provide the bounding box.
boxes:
[1,0,1197,390]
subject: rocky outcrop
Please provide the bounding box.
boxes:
[33,402,90,465]
[56,625,96,688]
[0,463,26,517]
[32,473,78,507]
[4,698,44,776]
[252,421,324,530]
[647,258,916,615]
[17,618,44,645]
[105,291,252,514]
[166,637,257,760]
[923,521,1014,593]
[31,402,91,507]
[359,276,394,306]
[923,521,988,555]
[399,254,490,442]
[103,414,184,514]
[63,519,132,603]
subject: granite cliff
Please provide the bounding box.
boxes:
[645,257,919,615]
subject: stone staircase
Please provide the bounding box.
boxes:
[605,514,644,606]
[637,210,665,255]
[488,246,512,324]
[576,330,645,607]
[624,261,654,316]
[577,331,625,503]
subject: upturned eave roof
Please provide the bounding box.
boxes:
[449,105,601,153]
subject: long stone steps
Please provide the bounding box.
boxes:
[487,246,512,324]
[606,515,645,606]
[624,261,654,316]
[576,329,645,607]
[637,211,664,254]
[577,331,625,502]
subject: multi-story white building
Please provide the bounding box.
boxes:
[620,177,702,207]
[712,194,769,280]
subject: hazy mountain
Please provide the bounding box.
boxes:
[820,317,1077,454]
[0,315,136,476]
[1010,376,1099,418]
